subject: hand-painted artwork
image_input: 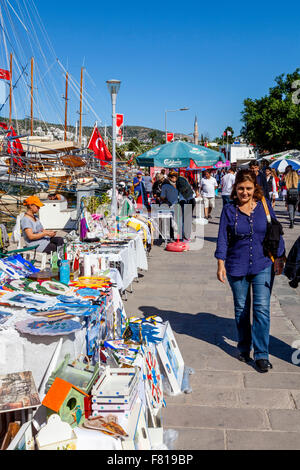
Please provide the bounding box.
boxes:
[0,255,39,279]
[0,291,57,310]
[75,288,101,299]
[40,281,72,296]
[0,309,13,325]
[0,371,41,413]
[48,304,98,317]
[156,321,185,396]
[15,318,82,336]
[57,295,89,304]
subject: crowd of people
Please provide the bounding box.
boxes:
[127,161,300,375]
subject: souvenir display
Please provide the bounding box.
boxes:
[46,354,99,394]
[156,321,185,396]
[91,367,139,418]
[15,318,82,337]
[38,281,72,296]
[0,291,57,310]
[0,371,41,413]
[0,255,39,280]
[142,345,164,414]
[0,200,189,452]
[83,415,128,439]
[0,308,13,325]
[35,414,77,450]
[121,400,151,451]
[42,377,89,428]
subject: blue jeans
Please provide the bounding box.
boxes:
[222,195,231,207]
[227,265,275,360]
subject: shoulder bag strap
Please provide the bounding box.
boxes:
[261,197,271,223]
[261,196,275,263]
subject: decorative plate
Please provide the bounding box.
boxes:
[40,281,72,296]
[15,318,82,336]
[75,288,101,299]
[0,291,57,311]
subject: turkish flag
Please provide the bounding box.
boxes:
[7,126,24,166]
[88,125,112,166]
[0,69,10,80]
[167,133,174,142]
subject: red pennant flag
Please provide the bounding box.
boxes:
[167,132,174,142]
[116,114,123,128]
[0,69,10,80]
[88,125,112,166]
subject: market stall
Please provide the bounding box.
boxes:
[0,197,192,451]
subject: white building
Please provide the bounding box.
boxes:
[220,143,258,164]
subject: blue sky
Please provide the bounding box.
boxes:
[2,0,300,139]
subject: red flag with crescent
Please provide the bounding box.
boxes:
[0,123,24,165]
[0,69,10,80]
[88,125,112,166]
[167,132,174,142]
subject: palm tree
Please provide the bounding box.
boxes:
[149,130,158,146]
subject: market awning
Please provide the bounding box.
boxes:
[136,141,225,168]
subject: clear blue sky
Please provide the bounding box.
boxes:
[3,0,300,139]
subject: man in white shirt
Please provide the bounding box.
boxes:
[221,167,236,207]
[200,170,218,219]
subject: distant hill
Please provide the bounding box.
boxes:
[0,117,191,143]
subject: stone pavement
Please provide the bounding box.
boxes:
[125,198,300,450]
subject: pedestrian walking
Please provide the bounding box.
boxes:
[160,170,181,240]
[265,167,277,208]
[176,175,195,241]
[132,171,150,210]
[215,169,286,373]
[144,171,153,197]
[200,170,218,220]
[221,167,236,207]
[285,167,299,229]
[249,160,270,200]
[152,173,164,204]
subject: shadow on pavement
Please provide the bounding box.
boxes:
[139,306,298,368]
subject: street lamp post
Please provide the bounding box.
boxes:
[106,79,121,218]
[165,107,189,143]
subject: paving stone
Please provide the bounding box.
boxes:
[268,410,300,432]
[162,405,268,430]
[167,427,225,450]
[164,385,238,407]
[227,430,300,450]
[244,372,300,390]
[237,389,294,409]
[290,391,300,409]
[270,317,298,335]
[193,370,244,388]
[205,354,255,372]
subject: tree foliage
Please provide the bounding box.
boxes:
[241,69,300,153]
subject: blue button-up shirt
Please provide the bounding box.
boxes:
[215,200,285,276]
[160,183,179,205]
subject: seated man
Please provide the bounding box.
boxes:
[21,196,64,253]
[48,193,66,202]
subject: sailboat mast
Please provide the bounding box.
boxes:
[79,67,84,146]
[9,53,12,126]
[64,71,69,141]
[31,57,34,137]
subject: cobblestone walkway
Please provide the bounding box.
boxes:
[126,199,300,450]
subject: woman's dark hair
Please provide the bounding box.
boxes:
[231,169,264,201]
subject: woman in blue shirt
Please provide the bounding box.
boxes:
[215,170,286,373]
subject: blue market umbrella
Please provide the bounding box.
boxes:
[269,158,300,173]
[136,141,225,168]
